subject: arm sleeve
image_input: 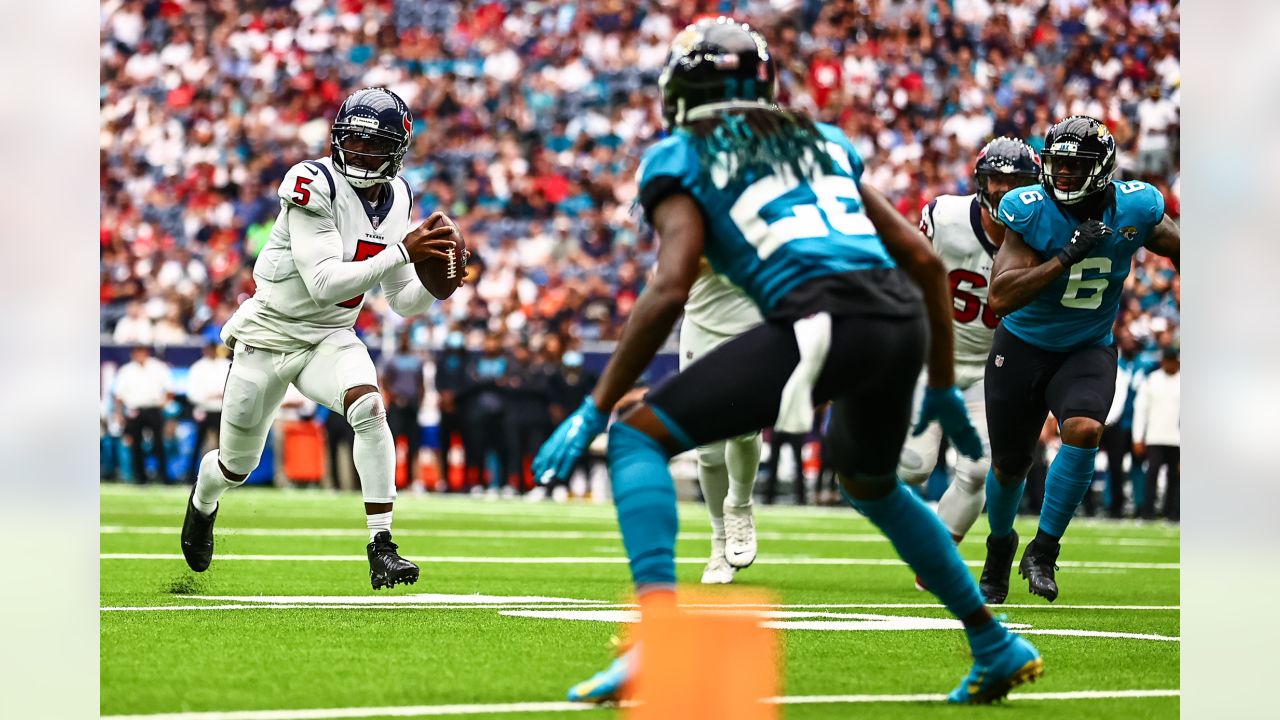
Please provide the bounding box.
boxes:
[381,262,437,316]
[1132,380,1150,443]
[288,206,411,307]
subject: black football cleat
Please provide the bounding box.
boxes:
[368,531,420,590]
[1019,537,1061,602]
[181,487,217,572]
[979,530,1019,605]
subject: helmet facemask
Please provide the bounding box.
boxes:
[976,170,1040,219]
[1042,147,1113,204]
[332,129,405,188]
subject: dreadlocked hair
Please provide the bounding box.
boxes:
[686,107,836,186]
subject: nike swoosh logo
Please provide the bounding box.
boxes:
[1001,209,1015,221]
[304,165,319,176]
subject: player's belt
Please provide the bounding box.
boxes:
[225,337,257,355]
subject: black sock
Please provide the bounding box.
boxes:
[1033,528,1061,547]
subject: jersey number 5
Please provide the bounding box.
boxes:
[336,240,388,308]
[949,269,998,329]
[1060,257,1112,310]
[292,176,313,206]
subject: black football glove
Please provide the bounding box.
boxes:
[1058,219,1111,267]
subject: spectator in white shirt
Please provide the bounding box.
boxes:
[1133,347,1180,520]
[114,345,174,484]
[184,342,231,481]
[1136,84,1179,177]
[113,301,154,345]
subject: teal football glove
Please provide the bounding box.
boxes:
[913,386,984,460]
[533,398,609,485]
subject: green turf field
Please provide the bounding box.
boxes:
[100,485,1179,719]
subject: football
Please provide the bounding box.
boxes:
[414,213,466,299]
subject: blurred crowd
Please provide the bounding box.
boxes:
[100,1,1180,512]
[101,0,1180,352]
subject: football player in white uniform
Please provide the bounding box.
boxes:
[680,262,764,584]
[180,87,463,589]
[897,138,1041,591]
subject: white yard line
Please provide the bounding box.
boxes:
[100,689,1179,719]
[101,601,1180,613]
[99,525,1179,547]
[99,553,1180,569]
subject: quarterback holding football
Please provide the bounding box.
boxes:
[180,86,466,589]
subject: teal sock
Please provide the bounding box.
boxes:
[842,480,984,619]
[607,422,678,588]
[1039,443,1097,538]
[964,617,1014,664]
[985,468,1025,538]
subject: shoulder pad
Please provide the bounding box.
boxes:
[815,122,864,181]
[278,161,336,216]
[918,199,937,239]
[1116,180,1166,227]
[997,184,1046,237]
[636,134,697,190]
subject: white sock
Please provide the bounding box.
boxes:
[367,511,392,541]
[937,467,987,539]
[347,393,397,505]
[724,433,763,508]
[696,442,729,537]
[193,450,241,516]
[709,516,725,539]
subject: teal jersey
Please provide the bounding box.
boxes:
[636,123,895,315]
[998,180,1165,352]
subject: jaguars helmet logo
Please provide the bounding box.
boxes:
[1120,225,1138,241]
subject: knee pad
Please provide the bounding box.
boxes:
[992,451,1033,482]
[896,446,931,486]
[954,455,990,495]
[346,391,387,434]
[837,470,898,511]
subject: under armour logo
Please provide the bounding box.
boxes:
[995,355,1004,367]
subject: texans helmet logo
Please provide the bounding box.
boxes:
[402,114,412,133]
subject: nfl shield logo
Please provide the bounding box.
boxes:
[371,215,380,229]
[995,355,1005,367]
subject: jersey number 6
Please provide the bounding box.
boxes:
[1060,257,1112,310]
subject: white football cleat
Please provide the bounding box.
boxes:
[722,501,757,568]
[701,538,737,585]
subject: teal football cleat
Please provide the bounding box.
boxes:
[948,634,1044,704]
[567,647,636,703]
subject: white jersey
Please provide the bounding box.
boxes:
[224,157,433,352]
[918,193,1000,369]
[683,259,762,337]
